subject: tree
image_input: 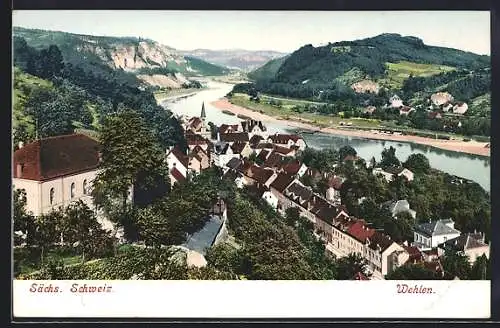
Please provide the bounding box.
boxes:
[285,207,300,227]
[92,109,169,218]
[441,250,471,280]
[13,189,35,246]
[336,253,371,280]
[32,211,63,264]
[469,254,490,280]
[404,153,430,174]
[205,243,247,275]
[380,146,401,169]
[62,200,114,262]
[339,145,357,161]
[386,263,441,280]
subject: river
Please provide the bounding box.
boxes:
[162,81,490,192]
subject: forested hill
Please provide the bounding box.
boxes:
[12,36,186,151]
[245,33,490,104]
[13,27,230,80]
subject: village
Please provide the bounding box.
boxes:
[12,99,490,280]
[163,102,490,279]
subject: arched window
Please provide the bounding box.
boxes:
[49,188,55,205]
[83,179,88,195]
[70,183,76,199]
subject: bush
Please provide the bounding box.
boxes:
[463,138,471,142]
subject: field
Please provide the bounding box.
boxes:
[229,93,381,128]
[378,61,456,89]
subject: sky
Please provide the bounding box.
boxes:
[12,10,491,55]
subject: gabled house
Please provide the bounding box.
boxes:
[381,199,417,220]
[166,146,189,185]
[438,232,489,264]
[219,124,240,134]
[269,172,297,213]
[249,135,264,148]
[399,106,415,116]
[219,132,250,145]
[281,160,308,178]
[325,175,344,206]
[267,134,306,151]
[453,102,468,115]
[413,219,461,251]
[12,134,107,217]
[373,167,414,182]
[211,141,240,168]
[230,141,253,158]
[240,119,267,137]
[431,92,454,107]
[389,95,403,108]
[185,132,211,151]
[188,145,211,174]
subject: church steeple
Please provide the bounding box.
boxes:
[200,102,206,119]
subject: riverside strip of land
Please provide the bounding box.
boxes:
[211,98,490,157]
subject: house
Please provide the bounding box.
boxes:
[399,106,415,116]
[246,183,279,209]
[453,102,468,115]
[325,175,344,205]
[442,103,453,112]
[267,134,306,151]
[166,146,189,185]
[438,232,489,264]
[188,145,211,174]
[363,106,377,115]
[184,103,211,139]
[281,160,308,178]
[256,149,271,163]
[374,167,414,182]
[230,141,253,158]
[269,172,297,213]
[249,135,264,148]
[381,199,417,220]
[240,119,267,137]
[12,134,111,217]
[180,199,228,265]
[273,145,296,157]
[219,124,240,134]
[413,219,461,251]
[211,141,240,168]
[219,132,250,145]
[263,151,285,169]
[185,132,211,151]
[430,92,454,106]
[389,95,403,108]
[243,164,278,188]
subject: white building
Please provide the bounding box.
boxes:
[413,219,461,251]
[13,134,102,217]
[453,102,469,115]
[389,95,403,108]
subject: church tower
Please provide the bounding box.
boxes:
[200,102,211,139]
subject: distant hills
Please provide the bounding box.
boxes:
[13,27,231,89]
[245,33,490,105]
[179,49,288,72]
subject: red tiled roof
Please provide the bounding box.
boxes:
[264,151,284,168]
[282,160,302,175]
[219,124,239,134]
[231,141,248,154]
[249,135,264,146]
[403,245,423,263]
[273,145,294,155]
[268,134,302,144]
[13,134,100,181]
[187,117,203,130]
[270,172,295,193]
[170,147,189,168]
[247,165,274,185]
[256,142,275,150]
[256,149,270,162]
[347,220,375,243]
[170,167,186,183]
[220,132,249,143]
[186,132,209,145]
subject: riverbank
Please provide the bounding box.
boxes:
[211,98,490,157]
[154,88,202,103]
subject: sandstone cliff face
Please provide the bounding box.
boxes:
[76,37,186,72]
[351,80,380,94]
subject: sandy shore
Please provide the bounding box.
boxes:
[211,98,490,157]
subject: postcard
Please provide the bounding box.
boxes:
[11,10,491,319]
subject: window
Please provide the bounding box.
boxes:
[83,180,88,195]
[70,182,76,199]
[49,188,55,205]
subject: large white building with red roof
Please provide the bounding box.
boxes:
[12,134,113,217]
